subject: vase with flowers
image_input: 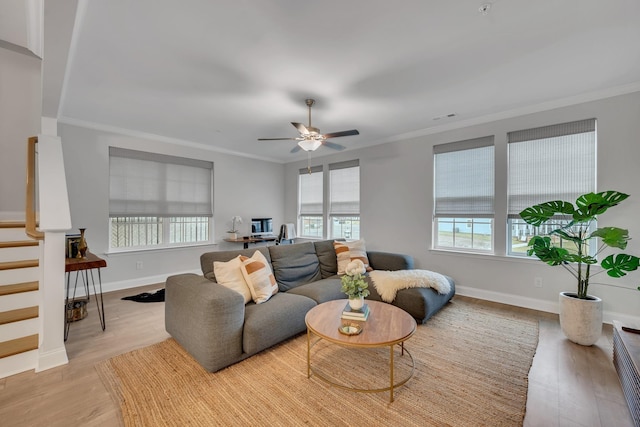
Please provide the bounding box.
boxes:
[341,259,370,310]
[227,216,243,239]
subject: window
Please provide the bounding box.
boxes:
[433,136,495,252]
[329,160,360,240]
[507,118,596,255]
[109,147,213,250]
[298,166,323,238]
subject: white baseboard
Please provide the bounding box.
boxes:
[36,346,69,373]
[67,269,201,297]
[456,285,640,326]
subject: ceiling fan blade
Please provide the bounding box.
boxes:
[322,129,359,139]
[258,137,297,141]
[292,122,309,135]
[322,140,345,151]
[290,144,302,153]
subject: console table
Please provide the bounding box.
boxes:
[224,236,277,249]
[613,320,640,424]
[65,252,107,340]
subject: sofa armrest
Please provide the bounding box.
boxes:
[165,273,246,372]
[367,251,414,271]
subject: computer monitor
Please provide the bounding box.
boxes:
[251,218,273,236]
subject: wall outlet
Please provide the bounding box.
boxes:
[534,277,543,288]
[136,261,143,270]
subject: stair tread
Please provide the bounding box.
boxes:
[0,334,38,359]
[0,306,38,325]
[0,222,26,229]
[0,281,39,296]
[0,240,38,249]
[0,260,39,271]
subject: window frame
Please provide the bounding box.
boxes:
[297,160,361,240]
[506,118,597,257]
[108,147,214,251]
[433,137,495,253]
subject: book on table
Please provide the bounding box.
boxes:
[341,303,370,321]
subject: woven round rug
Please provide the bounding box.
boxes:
[96,298,538,426]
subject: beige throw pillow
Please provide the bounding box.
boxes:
[334,239,373,275]
[213,256,252,304]
[240,251,278,304]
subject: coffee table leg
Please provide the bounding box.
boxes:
[390,344,395,402]
[307,330,311,379]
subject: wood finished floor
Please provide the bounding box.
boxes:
[0,286,633,427]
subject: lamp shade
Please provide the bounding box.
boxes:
[298,139,322,151]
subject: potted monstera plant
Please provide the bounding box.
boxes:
[520,190,640,346]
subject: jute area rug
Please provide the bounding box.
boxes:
[96,299,539,427]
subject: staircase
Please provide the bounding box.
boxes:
[0,221,41,377]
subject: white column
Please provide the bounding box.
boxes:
[35,130,72,372]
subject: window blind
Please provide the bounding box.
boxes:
[299,166,323,215]
[109,147,213,217]
[329,160,360,216]
[433,136,495,217]
[507,119,596,218]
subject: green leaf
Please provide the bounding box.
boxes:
[590,227,630,250]
[520,201,574,226]
[574,191,629,221]
[601,254,640,278]
[527,236,571,265]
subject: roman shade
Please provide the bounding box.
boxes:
[507,118,596,218]
[109,147,213,217]
[433,136,495,218]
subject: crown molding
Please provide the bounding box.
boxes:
[384,82,640,143]
[57,116,284,164]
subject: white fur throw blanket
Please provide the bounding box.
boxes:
[368,270,451,303]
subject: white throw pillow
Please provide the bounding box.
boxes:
[240,251,278,304]
[213,256,252,304]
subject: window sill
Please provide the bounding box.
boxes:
[105,241,217,256]
[429,248,541,264]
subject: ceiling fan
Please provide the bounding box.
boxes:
[258,99,359,153]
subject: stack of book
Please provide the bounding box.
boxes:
[341,303,370,321]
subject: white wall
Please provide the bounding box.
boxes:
[0,47,41,217]
[284,91,640,322]
[59,124,285,291]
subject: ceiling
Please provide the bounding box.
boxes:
[11,1,640,162]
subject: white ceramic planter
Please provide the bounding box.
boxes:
[348,296,365,310]
[558,291,603,346]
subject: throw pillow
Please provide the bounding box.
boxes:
[240,251,278,304]
[213,256,252,304]
[334,239,373,275]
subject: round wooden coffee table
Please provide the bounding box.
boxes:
[305,299,417,402]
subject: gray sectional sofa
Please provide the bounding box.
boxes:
[165,240,455,372]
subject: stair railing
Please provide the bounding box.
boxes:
[26,136,44,240]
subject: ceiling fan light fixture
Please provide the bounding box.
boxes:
[298,139,322,151]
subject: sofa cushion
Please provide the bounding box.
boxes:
[286,277,345,304]
[240,252,278,304]
[213,256,252,304]
[268,242,322,292]
[314,240,340,279]
[201,247,271,282]
[366,274,456,323]
[243,292,317,355]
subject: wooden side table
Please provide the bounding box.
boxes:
[65,252,107,341]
